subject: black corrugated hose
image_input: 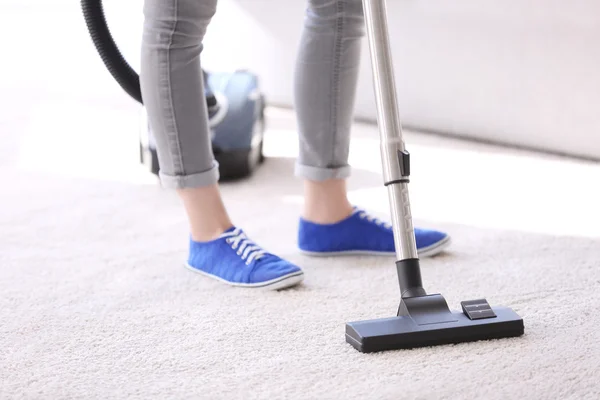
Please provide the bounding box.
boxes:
[80,0,217,108]
[81,0,143,104]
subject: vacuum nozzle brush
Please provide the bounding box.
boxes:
[346,296,524,353]
[350,0,525,354]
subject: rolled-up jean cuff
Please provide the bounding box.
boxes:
[294,162,351,181]
[158,161,220,189]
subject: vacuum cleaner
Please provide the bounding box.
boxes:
[80,0,266,180]
[345,0,525,353]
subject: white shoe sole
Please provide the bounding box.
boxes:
[184,263,304,290]
[299,236,452,259]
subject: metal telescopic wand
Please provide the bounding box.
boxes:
[362,0,418,262]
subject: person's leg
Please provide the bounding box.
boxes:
[293,0,450,257]
[293,0,361,224]
[141,0,303,288]
[141,0,229,241]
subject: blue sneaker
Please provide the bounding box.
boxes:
[298,207,450,258]
[185,227,304,290]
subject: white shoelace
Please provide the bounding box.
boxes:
[221,228,267,265]
[353,208,392,229]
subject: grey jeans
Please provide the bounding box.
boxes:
[140,0,365,189]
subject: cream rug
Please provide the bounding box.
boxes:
[3,102,600,398]
[2,3,600,399]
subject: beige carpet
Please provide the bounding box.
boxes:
[3,111,600,400]
[3,3,600,399]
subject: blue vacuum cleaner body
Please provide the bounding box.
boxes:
[209,71,265,153]
[140,69,266,180]
[81,0,266,181]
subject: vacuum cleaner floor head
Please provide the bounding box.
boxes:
[346,298,524,353]
[342,1,525,354]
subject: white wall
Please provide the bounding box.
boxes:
[200,0,600,160]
